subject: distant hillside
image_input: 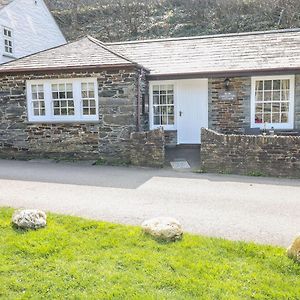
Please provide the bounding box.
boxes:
[46,0,300,42]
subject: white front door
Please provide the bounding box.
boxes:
[177,79,208,144]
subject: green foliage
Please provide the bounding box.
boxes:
[46,0,300,42]
[1,207,300,299]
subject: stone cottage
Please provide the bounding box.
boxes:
[0,29,299,165]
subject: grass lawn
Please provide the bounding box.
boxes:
[0,208,299,299]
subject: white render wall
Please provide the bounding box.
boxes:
[0,0,66,64]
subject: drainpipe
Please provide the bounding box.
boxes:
[136,69,142,132]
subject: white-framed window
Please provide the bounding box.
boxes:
[81,82,97,116]
[251,75,294,129]
[31,84,45,116]
[26,78,99,122]
[3,27,13,55]
[150,82,175,130]
[52,83,75,116]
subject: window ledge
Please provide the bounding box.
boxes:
[25,120,100,125]
[3,53,16,59]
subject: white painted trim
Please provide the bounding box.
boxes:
[3,26,14,56]
[26,78,99,123]
[250,75,295,130]
[149,80,177,131]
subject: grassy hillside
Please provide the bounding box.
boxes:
[46,0,300,42]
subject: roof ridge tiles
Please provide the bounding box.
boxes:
[87,35,147,70]
[106,28,300,45]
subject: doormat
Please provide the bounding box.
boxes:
[170,160,190,169]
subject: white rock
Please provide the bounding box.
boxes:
[287,235,300,262]
[142,217,183,241]
[12,209,47,229]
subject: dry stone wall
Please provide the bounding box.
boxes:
[200,128,300,178]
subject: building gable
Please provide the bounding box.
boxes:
[0,0,66,64]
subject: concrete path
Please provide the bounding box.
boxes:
[0,159,300,247]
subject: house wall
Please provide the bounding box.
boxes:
[0,68,140,162]
[208,75,300,133]
[0,0,66,64]
[208,77,251,134]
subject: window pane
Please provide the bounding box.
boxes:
[90,100,96,107]
[160,95,166,104]
[167,95,173,104]
[264,103,271,113]
[255,103,263,113]
[264,80,272,90]
[255,80,263,91]
[272,103,280,113]
[272,113,280,123]
[273,91,280,101]
[88,90,95,98]
[273,80,280,90]
[153,95,159,104]
[281,113,288,123]
[281,80,290,90]
[281,102,289,112]
[66,91,73,98]
[264,114,271,123]
[168,116,174,125]
[264,91,272,101]
[154,116,160,125]
[255,92,263,102]
[90,108,96,115]
[281,90,289,101]
[255,114,263,123]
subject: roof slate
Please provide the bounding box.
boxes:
[0,0,14,10]
[107,29,300,77]
[0,37,137,72]
[1,29,300,76]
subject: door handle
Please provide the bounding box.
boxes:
[179,111,183,117]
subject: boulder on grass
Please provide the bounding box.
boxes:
[12,209,47,229]
[142,217,183,241]
[287,235,300,262]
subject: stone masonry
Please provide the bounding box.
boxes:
[200,128,300,178]
[0,68,165,166]
[208,77,251,134]
[130,128,165,168]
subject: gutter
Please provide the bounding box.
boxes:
[147,67,300,81]
[0,63,140,74]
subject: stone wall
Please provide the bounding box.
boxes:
[200,128,300,178]
[0,68,160,164]
[208,77,251,134]
[130,128,165,167]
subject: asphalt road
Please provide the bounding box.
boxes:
[0,159,300,247]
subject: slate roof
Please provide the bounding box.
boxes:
[1,28,300,77]
[0,36,139,72]
[0,0,14,10]
[107,29,300,78]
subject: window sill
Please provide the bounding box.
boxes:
[25,120,100,125]
[251,124,294,130]
[151,125,176,131]
[3,53,16,59]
